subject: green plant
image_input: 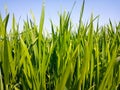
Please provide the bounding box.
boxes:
[0,1,120,90]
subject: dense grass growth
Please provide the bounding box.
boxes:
[0,2,120,90]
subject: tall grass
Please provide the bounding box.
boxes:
[0,1,120,90]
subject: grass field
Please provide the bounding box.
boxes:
[0,1,120,90]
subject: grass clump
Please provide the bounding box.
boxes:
[0,1,120,90]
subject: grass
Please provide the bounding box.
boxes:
[0,1,120,90]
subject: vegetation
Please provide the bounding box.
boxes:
[0,1,120,90]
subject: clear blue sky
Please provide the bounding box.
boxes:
[0,0,120,32]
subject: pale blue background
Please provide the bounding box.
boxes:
[0,0,120,32]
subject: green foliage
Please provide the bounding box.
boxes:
[0,1,120,90]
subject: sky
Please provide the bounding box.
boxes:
[0,0,120,32]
